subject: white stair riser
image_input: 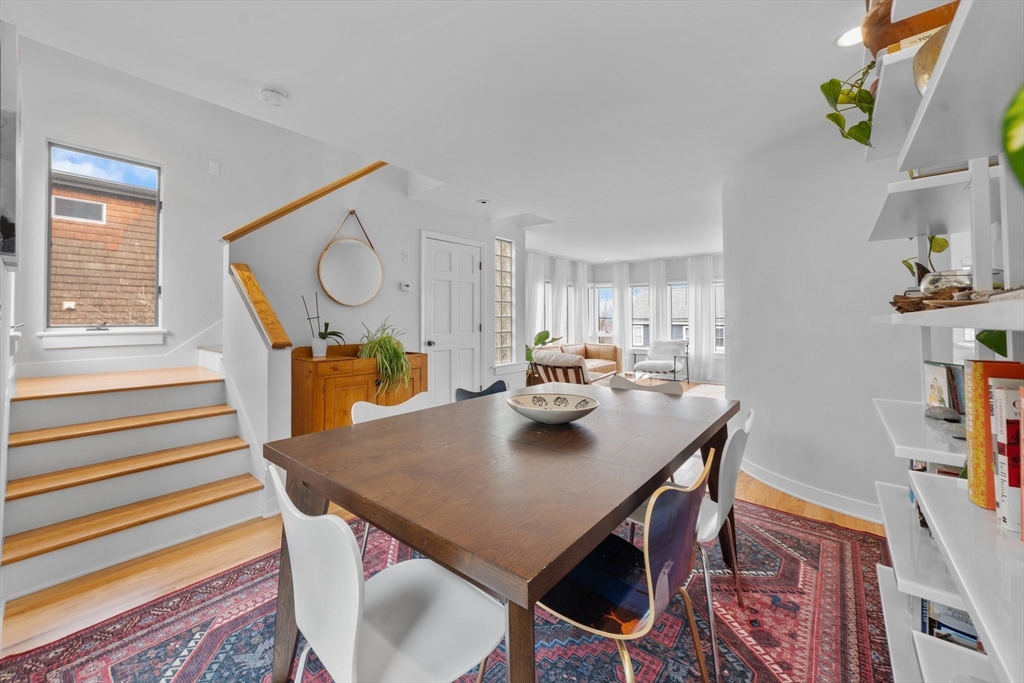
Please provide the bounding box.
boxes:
[9,383,226,432]
[4,448,251,535]
[198,349,223,373]
[0,490,264,600]
[8,414,239,479]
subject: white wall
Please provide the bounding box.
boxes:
[722,123,920,523]
[590,254,726,382]
[13,40,527,391]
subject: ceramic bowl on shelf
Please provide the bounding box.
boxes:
[506,393,599,425]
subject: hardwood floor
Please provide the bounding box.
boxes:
[0,473,883,658]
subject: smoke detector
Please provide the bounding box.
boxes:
[259,87,288,107]
[476,199,491,204]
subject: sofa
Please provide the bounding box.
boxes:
[556,343,622,379]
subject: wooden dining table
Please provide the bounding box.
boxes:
[265,382,739,683]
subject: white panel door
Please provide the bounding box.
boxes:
[423,237,481,405]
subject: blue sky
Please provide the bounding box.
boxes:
[51,147,158,189]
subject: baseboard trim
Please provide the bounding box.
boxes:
[741,459,882,525]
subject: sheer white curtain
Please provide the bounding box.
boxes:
[572,260,591,343]
[649,259,669,342]
[525,252,546,344]
[612,262,630,367]
[550,257,569,340]
[687,255,715,380]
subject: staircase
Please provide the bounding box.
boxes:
[2,366,264,599]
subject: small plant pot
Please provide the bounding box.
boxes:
[311,336,328,358]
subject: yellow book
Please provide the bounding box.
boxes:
[965,360,1024,509]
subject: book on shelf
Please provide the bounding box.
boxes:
[965,360,1024,510]
[915,597,985,653]
[988,286,1024,303]
[1021,386,1024,542]
[924,361,954,410]
[993,386,1022,534]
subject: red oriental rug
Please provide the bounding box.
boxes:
[0,500,891,683]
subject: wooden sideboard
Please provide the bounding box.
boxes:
[292,345,428,436]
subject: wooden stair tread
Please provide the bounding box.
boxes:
[8,404,237,448]
[1,474,263,566]
[12,366,222,402]
[5,437,249,501]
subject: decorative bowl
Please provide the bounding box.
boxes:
[506,393,599,425]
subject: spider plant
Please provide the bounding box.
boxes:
[358,319,411,395]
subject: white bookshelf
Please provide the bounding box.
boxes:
[876,564,925,683]
[870,300,1024,332]
[877,482,964,608]
[874,399,966,467]
[897,0,1024,172]
[866,1,1023,681]
[868,168,999,241]
[910,472,1023,683]
[865,45,922,163]
[913,631,996,683]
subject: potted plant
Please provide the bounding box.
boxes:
[358,318,411,395]
[820,61,876,147]
[302,293,344,357]
[524,330,562,386]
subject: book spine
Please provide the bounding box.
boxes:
[965,361,995,509]
[996,388,1022,533]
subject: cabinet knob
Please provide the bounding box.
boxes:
[425,340,436,347]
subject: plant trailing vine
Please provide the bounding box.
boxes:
[901,235,949,281]
[821,61,876,146]
[358,318,411,395]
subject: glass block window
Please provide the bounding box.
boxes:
[495,238,513,364]
[714,281,725,352]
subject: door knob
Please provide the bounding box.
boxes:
[425,340,436,347]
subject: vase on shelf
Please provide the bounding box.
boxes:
[860,0,959,57]
[920,269,1004,296]
[311,336,328,358]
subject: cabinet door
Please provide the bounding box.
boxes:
[324,374,376,428]
[375,367,424,407]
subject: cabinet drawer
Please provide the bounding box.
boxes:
[317,359,355,376]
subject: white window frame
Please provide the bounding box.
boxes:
[713,280,725,355]
[51,195,107,225]
[593,283,614,344]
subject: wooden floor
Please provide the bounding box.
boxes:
[0,473,883,658]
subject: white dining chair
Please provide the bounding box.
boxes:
[269,468,504,683]
[351,392,433,557]
[626,408,755,682]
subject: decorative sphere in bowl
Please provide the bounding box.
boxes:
[506,393,599,425]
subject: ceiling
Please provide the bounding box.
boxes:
[2,1,867,262]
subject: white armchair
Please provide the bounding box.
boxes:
[633,340,689,382]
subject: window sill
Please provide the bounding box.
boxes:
[38,327,167,349]
[493,361,528,376]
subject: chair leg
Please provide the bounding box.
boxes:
[697,544,722,683]
[629,521,636,545]
[475,653,488,683]
[360,521,373,558]
[678,589,710,683]
[724,516,744,608]
[614,639,636,683]
[295,642,313,683]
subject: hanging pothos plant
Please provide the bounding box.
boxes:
[902,234,949,281]
[821,61,876,146]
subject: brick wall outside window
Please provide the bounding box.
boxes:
[49,175,158,326]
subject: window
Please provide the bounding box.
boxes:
[542,281,552,332]
[670,284,688,341]
[596,286,613,343]
[48,145,160,327]
[52,196,106,224]
[631,285,649,348]
[494,238,513,364]
[714,282,725,353]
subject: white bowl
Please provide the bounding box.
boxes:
[506,393,599,425]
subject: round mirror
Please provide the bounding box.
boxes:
[318,238,383,306]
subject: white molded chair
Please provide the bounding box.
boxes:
[350,391,433,424]
[626,408,755,682]
[269,468,504,683]
[531,350,594,384]
[351,392,433,556]
[632,340,689,382]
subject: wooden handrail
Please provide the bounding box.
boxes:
[221,161,388,242]
[230,263,292,349]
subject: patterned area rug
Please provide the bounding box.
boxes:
[0,501,891,683]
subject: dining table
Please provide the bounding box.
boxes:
[265,381,739,683]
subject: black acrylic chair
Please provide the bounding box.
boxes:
[454,380,507,402]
